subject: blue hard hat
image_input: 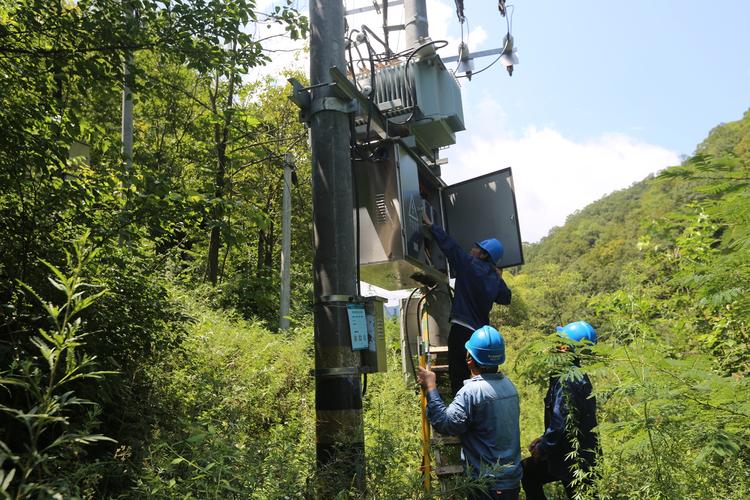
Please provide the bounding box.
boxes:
[556,321,597,344]
[465,325,506,366]
[476,238,504,265]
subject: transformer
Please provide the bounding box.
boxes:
[355,53,465,159]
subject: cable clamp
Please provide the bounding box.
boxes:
[317,294,359,305]
[310,96,357,117]
[309,366,361,377]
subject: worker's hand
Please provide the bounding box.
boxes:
[422,211,432,227]
[529,438,542,461]
[416,366,437,391]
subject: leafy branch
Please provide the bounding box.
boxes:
[0,233,115,498]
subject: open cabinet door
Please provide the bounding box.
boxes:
[442,168,524,269]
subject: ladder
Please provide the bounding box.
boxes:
[402,290,464,495]
[426,345,465,495]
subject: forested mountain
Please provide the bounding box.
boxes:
[525,109,750,296]
[509,109,750,339]
[494,109,750,497]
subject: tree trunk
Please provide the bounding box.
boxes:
[205,66,236,285]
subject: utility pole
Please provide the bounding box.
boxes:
[121,2,134,172]
[279,154,292,331]
[309,0,364,496]
[121,59,133,171]
[404,0,429,47]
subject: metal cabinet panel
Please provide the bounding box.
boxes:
[396,145,424,262]
[354,142,446,290]
[442,168,524,269]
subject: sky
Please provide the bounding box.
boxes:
[253,0,750,301]
[256,0,750,243]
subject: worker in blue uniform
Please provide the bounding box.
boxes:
[423,213,512,395]
[417,325,522,499]
[522,321,600,499]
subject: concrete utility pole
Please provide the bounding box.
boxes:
[309,0,365,496]
[121,57,133,171]
[279,155,292,331]
[121,2,134,172]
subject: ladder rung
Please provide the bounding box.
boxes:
[431,434,461,445]
[435,464,464,476]
[431,364,449,373]
[430,345,449,353]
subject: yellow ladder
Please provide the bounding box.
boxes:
[427,346,464,495]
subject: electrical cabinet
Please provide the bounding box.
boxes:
[354,140,523,291]
[360,296,387,373]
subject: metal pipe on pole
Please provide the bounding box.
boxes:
[404,0,429,48]
[279,157,292,331]
[309,0,365,496]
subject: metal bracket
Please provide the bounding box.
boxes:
[288,77,357,124]
[345,0,404,16]
[310,366,361,377]
[287,77,311,109]
[318,294,359,305]
[310,96,357,117]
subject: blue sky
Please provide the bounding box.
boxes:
[464,0,750,156]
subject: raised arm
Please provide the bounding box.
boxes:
[427,223,471,270]
[495,278,512,305]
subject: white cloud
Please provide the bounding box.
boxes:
[442,126,681,242]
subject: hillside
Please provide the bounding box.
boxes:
[521,109,750,297]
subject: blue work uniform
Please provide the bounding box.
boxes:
[537,374,599,477]
[429,224,511,395]
[429,224,511,329]
[426,373,523,492]
[522,372,599,499]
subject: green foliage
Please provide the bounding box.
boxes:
[130,292,315,498]
[0,234,115,498]
[3,0,750,496]
[592,340,750,499]
[362,319,423,498]
[1,0,312,495]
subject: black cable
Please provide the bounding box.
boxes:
[456,53,502,79]
[361,24,394,58]
[362,372,368,397]
[403,287,421,382]
[455,27,508,79]
[455,5,515,80]
[362,32,378,151]
[352,139,362,298]
[454,0,466,23]
[346,30,359,87]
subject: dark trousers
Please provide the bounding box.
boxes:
[468,487,520,500]
[448,323,474,396]
[521,457,575,500]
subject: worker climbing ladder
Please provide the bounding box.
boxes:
[428,346,464,482]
